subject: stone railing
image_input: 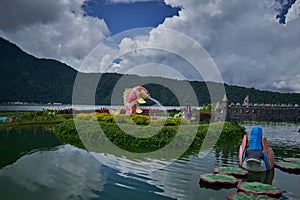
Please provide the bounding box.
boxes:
[223,104,300,123]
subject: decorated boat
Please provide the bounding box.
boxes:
[239,126,274,172]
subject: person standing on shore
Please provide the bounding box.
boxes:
[184,102,192,122]
[243,95,250,113]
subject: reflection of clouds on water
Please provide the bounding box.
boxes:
[91,152,216,199]
[0,145,106,200]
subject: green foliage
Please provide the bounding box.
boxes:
[219,121,246,141]
[76,113,189,126]
[200,105,213,112]
[76,113,97,121]
[130,114,150,125]
[53,119,84,148]
[199,112,211,122]
[15,111,56,122]
[97,113,115,123]
[53,119,245,154]
[0,38,76,103]
[57,114,73,120]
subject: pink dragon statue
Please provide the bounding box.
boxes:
[123,86,151,114]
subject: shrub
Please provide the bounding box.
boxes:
[114,114,132,124]
[199,112,211,122]
[130,114,151,125]
[76,113,93,120]
[57,114,73,120]
[96,113,115,123]
[149,118,166,126]
[164,118,179,126]
[54,119,245,155]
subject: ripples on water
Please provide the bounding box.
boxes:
[243,123,300,159]
[0,123,299,199]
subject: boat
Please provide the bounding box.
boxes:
[239,126,274,172]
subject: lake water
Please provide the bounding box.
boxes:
[0,123,299,200]
[0,105,186,112]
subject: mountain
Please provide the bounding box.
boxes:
[0,38,76,103]
[0,37,299,105]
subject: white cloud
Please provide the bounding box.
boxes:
[272,74,300,92]
[107,0,160,3]
[1,0,299,93]
[0,0,109,68]
[94,0,300,93]
[0,145,106,200]
[286,0,300,23]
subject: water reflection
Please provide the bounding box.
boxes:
[243,170,275,184]
[0,126,61,169]
[214,139,241,167]
[243,123,300,159]
[0,123,299,199]
[0,145,106,200]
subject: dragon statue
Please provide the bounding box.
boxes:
[123,86,151,114]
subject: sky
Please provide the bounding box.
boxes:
[0,0,299,93]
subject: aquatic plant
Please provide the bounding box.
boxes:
[275,161,300,173]
[237,182,282,197]
[214,167,248,177]
[199,173,238,185]
[228,192,276,200]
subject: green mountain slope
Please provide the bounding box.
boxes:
[0,38,76,103]
[0,37,299,105]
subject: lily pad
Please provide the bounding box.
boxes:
[275,161,300,173]
[214,166,248,177]
[282,158,300,164]
[199,173,238,186]
[237,182,282,197]
[228,192,276,200]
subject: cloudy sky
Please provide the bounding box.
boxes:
[0,0,299,93]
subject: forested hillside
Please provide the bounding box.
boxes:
[0,37,299,105]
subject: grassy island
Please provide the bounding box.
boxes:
[53,113,246,156]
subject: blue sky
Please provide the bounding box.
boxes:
[82,0,180,34]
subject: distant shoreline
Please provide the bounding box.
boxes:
[0,104,194,112]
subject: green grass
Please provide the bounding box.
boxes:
[53,119,245,156]
[0,112,73,128]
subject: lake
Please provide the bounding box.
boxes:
[0,105,185,112]
[0,123,299,200]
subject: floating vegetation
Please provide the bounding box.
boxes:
[282,157,300,164]
[199,173,238,186]
[214,166,248,177]
[275,161,300,173]
[237,182,282,198]
[228,192,276,200]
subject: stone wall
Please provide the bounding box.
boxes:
[224,105,300,123]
